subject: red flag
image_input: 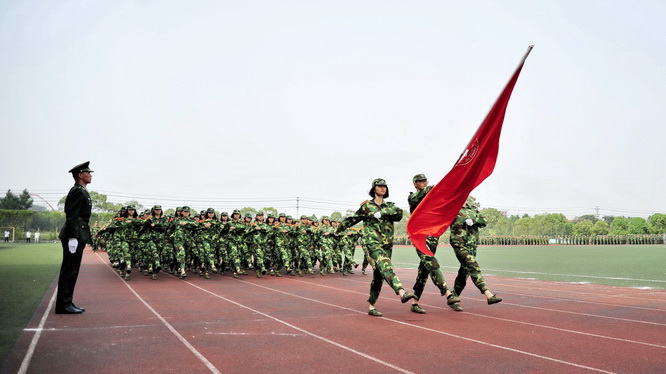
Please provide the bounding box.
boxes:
[407,46,533,256]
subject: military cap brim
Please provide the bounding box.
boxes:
[412,173,427,182]
[68,161,94,173]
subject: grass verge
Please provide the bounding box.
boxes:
[0,243,61,363]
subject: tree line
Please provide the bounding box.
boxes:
[1,189,665,242]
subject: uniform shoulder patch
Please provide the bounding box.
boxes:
[359,200,368,206]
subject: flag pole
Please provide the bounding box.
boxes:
[456,45,534,163]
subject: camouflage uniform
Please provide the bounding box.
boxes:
[173,207,198,277]
[317,218,336,274]
[196,208,220,277]
[274,214,294,274]
[337,187,406,305]
[339,227,360,274]
[294,216,314,274]
[449,201,489,295]
[225,211,246,275]
[248,212,268,277]
[139,206,169,279]
[407,182,453,301]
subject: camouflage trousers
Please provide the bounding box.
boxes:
[452,244,488,295]
[316,243,335,272]
[249,242,267,273]
[143,240,162,271]
[296,243,314,271]
[340,243,356,271]
[412,236,450,300]
[195,240,216,270]
[118,240,136,269]
[173,239,192,270]
[224,240,243,273]
[275,237,293,271]
[366,242,404,305]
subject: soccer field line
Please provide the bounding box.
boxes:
[95,253,221,374]
[391,262,666,283]
[228,279,615,373]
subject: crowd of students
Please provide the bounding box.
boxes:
[95,206,364,281]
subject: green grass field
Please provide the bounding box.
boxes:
[0,243,61,364]
[388,244,666,289]
[1,243,665,364]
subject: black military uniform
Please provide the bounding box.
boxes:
[55,161,93,314]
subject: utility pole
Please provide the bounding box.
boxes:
[595,206,600,220]
[296,197,300,218]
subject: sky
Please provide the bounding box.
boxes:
[1,0,665,219]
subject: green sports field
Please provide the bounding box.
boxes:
[1,243,665,363]
[388,244,666,289]
[0,243,61,363]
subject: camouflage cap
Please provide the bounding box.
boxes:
[126,205,136,210]
[221,211,228,216]
[244,213,253,218]
[256,211,264,216]
[175,207,182,212]
[300,215,308,220]
[181,206,191,212]
[372,178,387,186]
[152,205,162,210]
[286,215,293,220]
[321,216,329,221]
[206,207,215,213]
[232,209,241,214]
[278,213,286,217]
[412,173,427,182]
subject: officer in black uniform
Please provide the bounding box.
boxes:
[55,161,94,314]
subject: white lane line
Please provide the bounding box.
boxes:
[181,279,414,374]
[393,262,666,284]
[421,303,666,350]
[235,279,615,374]
[95,253,220,374]
[295,277,666,348]
[17,287,57,374]
[493,289,666,313]
[341,276,666,321]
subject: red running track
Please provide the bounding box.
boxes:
[3,249,666,374]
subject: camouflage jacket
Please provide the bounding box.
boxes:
[407,185,433,213]
[318,224,336,246]
[226,219,246,241]
[449,205,487,248]
[337,199,403,247]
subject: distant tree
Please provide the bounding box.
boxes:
[513,217,533,236]
[330,211,343,221]
[627,217,649,234]
[58,191,123,213]
[532,213,572,236]
[575,214,598,224]
[609,216,629,235]
[0,189,33,210]
[240,207,257,218]
[647,213,666,234]
[572,220,594,236]
[493,216,514,235]
[592,220,609,235]
[602,215,615,225]
[261,207,278,218]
